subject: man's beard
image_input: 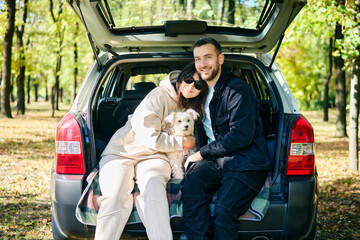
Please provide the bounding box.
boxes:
[201,62,220,82]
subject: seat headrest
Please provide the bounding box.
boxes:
[133,82,156,92]
[122,90,148,100]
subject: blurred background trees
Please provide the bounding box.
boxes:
[0,0,359,170]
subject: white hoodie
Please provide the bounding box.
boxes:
[100,71,183,166]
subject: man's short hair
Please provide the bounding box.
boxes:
[192,37,222,54]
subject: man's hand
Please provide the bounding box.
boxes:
[183,136,196,149]
[184,151,203,170]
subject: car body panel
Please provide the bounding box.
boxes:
[285,176,318,239]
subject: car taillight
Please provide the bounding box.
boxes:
[286,115,315,176]
[55,112,85,174]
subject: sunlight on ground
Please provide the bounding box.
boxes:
[0,101,69,239]
[303,110,360,239]
[0,102,359,239]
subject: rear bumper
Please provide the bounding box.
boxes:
[50,171,88,239]
[50,171,318,240]
[283,175,318,239]
[234,174,318,240]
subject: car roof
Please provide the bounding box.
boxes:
[68,0,306,54]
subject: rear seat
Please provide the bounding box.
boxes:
[95,82,156,157]
[112,82,157,128]
[112,90,149,127]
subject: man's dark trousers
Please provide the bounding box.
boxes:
[181,159,267,240]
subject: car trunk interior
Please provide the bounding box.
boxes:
[91,56,279,163]
[89,55,283,233]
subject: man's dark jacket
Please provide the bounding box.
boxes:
[197,70,272,172]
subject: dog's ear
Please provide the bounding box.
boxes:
[186,109,200,120]
[165,112,177,126]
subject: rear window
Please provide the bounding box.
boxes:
[99,0,271,30]
[126,73,166,90]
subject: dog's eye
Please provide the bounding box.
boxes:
[187,119,190,122]
[178,120,182,123]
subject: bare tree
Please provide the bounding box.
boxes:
[1,0,16,118]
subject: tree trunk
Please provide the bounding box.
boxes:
[227,0,235,25]
[60,87,63,103]
[324,38,333,122]
[16,74,25,115]
[45,78,49,101]
[334,22,347,137]
[349,56,360,171]
[34,83,38,102]
[73,22,79,102]
[55,52,62,110]
[27,75,30,104]
[50,0,64,112]
[186,0,194,19]
[51,86,55,118]
[1,0,16,118]
[15,0,28,115]
[16,45,26,114]
[10,75,15,102]
[349,0,360,171]
[217,0,225,25]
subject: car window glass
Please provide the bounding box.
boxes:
[241,69,269,101]
[125,73,166,90]
[101,67,118,98]
[254,71,270,100]
[101,0,268,30]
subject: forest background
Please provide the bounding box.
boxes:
[0,0,359,239]
[2,0,359,170]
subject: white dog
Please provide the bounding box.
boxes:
[164,109,200,179]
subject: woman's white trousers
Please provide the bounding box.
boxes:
[94,156,172,240]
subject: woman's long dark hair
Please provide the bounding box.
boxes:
[176,63,208,120]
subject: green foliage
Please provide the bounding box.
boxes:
[277,35,331,110]
[0,0,93,103]
[106,0,265,27]
[277,0,360,110]
[1,0,359,111]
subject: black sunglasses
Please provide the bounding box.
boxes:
[184,74,203,90]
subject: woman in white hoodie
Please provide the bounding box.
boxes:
[95,63,208,240]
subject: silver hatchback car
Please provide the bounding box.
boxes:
[51,0,318,239]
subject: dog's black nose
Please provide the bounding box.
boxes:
[184,125,189,130]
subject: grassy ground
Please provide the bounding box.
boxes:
[0,102,359,239]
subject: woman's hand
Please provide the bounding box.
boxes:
[183,136,196,149]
